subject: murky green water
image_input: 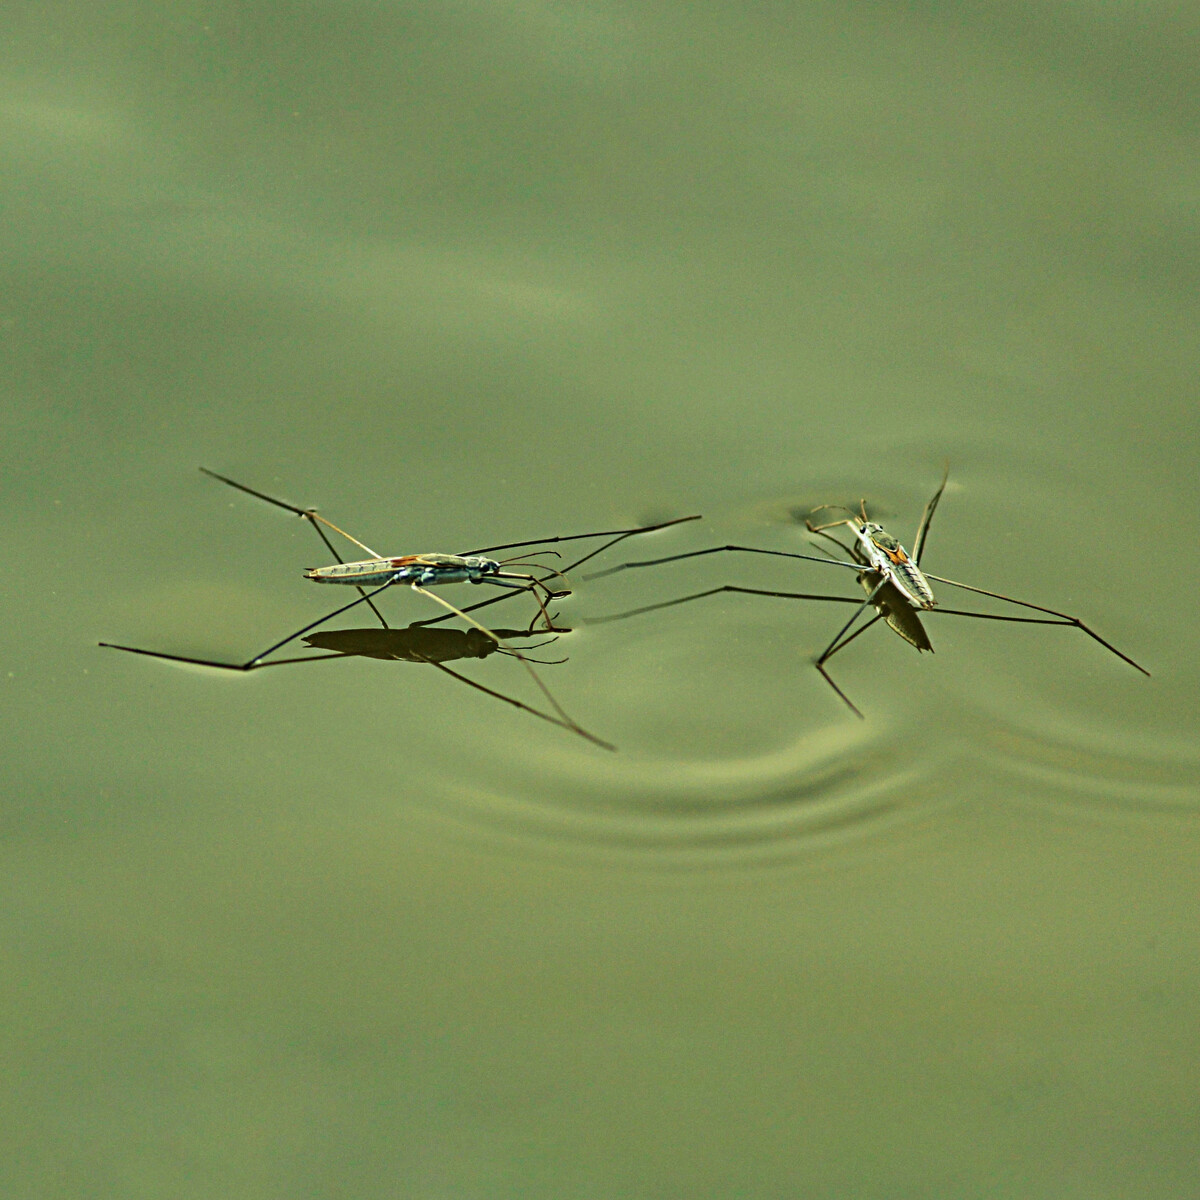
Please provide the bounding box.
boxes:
[3,3,1198,1196]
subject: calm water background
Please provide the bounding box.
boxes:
[3,3,1198,1196]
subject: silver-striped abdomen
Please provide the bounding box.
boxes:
[889,557,936,609]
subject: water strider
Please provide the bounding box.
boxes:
[100,468,701,749]
[587,466,1149,717]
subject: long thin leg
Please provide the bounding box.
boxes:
[553,523,696,575]
[588,585,863,625]
[813,612,887,717]
[409,583,614,751]
[97,643,271,671]
[923,573,1150,675]
[805,516,859,535]
[416,657,597,740]
[200,467,391,629]
[813,579,889,719]
[459,514,701,557]
[911,462,949,566]
[804,522,863,565]
[816,580,887,663]
[100,579,399,670]
[814,662,865,718]
[587,581,882,718]
[201,467,381,557]
[256,652,355,667]
[583,545,865,583]
[932,608,1079,625]
[590,581,882,661]
[820,612,884,661]
[412,520,704,629]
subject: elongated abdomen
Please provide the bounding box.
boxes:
[891,558,936,609]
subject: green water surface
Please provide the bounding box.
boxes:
[2,3,1197,1196]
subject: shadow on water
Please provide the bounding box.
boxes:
[289,625,557,665]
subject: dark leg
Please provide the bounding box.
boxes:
[416,657,600,741]
[458,514,701,557]
[100,579,399,670]
[583,544,866,583]
[923,573,1149,675]
[812,580,889,719]
[592,575,884,719]
[587,581,882,718]
[200,467,391,629]
[911,462,949,565]
[410,583,614,751]
[814,614,885,719]
[587,585,862,625]
[820,612,885,660]
[551,522,699,575]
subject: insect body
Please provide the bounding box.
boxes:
[800,491,950,708]
[305,553,508,588]
[301,549,569,636]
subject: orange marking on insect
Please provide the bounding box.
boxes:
[886,548,909,565]
[388,555,422,567]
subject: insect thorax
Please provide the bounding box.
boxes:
[865,526,899,552]
[398,554,500,585]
